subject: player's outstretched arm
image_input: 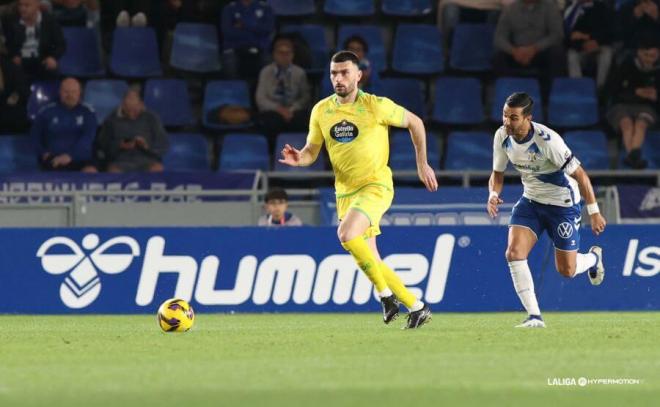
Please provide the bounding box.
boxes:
[570,166,606,236]
[402,111,438,192]
[487,171,504,218]
[278,142,322,167]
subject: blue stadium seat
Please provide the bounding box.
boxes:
[379,78,426,119]
[271,0,316,16]
[337,25,386,72]
[642,131,660,169]
[0,135,39,173]
[382,0,433,16]
[219,134,270,171]
[449,24,494,72]
[169,23,221,73]
[445,132,493,170]
[491,77,544,122]
[60,27,105,77]
[274,133,326,171]
[548,78,598,127]
[28,80,59,121]
[202,80,253,130]
[110,27,162,77]
[390,130,440,170]
[83,79,129,124]
[324,0,375,16]
[431,77,484,124]
[163,133,210,171]
[392,24,444,74]
[281,25,328,72]
[144,79,193,127]
[563,131,610,170]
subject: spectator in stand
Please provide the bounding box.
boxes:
[257,188,303,227]
[96,89,169,173]
[2,0,65,82]
[31,77,97,172]
[493,0,566,85]
[343,35,380,93]
[51,0,98,27]
[220,0,274,79]
[619,0,660,50]
[564,0,616,89]
[605,40,660,169]
[0,53,30,133]
[256,36,310,144]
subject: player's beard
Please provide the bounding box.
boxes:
[334,83,355,98]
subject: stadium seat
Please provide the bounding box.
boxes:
[0,135,39,173]
[337,25,386,72]
[563,131,610,170]
[202,81,253,130]
[274,133,326,171]
[460,212,494,225]
[271,0,316,16]
[162,133,210,171]
[110,27,162,77]
[548,78,598,127]
[169,23,221,73]
[27,80,59,120]
[281,24,328,72]
[390,130,440,170]
[392,24,444,75]
[491,77,544,122]
[219,134,270,171]
[324,0,375,16]
[59,27,105,77]
[444,132,493,170]
[449,24,495,72]
[83,80,129,124]
[431,77,484,125]
[144,79,193,127]
[379,78,426,119]
[642,131,660,169]
[382,0,433,16]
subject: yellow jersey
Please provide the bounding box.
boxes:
[307,90,406,196]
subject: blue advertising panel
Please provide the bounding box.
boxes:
[0,172,257,203]
[0,226,657,314]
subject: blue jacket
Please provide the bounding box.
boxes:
[221,0,274,51]
[31,102,97,163]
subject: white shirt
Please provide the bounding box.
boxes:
[493,121,581,207]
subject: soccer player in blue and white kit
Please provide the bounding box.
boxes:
[487,92,606,328]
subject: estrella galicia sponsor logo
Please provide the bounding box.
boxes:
[37,234,140,308]
[331,120,359,143]
[557,222,573,239]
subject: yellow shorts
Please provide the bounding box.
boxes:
[336,183,394,238]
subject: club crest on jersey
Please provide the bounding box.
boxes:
[331,120,359,143]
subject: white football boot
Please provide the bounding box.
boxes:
[587,246,604,286]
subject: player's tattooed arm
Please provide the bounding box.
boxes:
[487,171,504,218]
[278,142,322,167]
[570,166,606,235]
[402,110,438,192]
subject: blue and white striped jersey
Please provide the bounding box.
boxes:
[493,122,581,208]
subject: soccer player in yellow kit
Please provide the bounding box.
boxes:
[279,51,438,329]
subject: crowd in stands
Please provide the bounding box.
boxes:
[0,0,658,174]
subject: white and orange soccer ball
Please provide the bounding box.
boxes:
[157,298,195,332]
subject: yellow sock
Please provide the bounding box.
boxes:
[379,261,417,309]
[341,236,388,293]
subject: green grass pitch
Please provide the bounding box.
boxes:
[0,313,658,407]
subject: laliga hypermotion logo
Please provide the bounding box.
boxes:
[36,234,140,308]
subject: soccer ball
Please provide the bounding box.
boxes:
[157,298,195,332]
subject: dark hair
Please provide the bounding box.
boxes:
[271,35,294,52]
[331,50,360,66]
[265,188,288,202]
[505,92,534,116]
[342,35,369,54]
